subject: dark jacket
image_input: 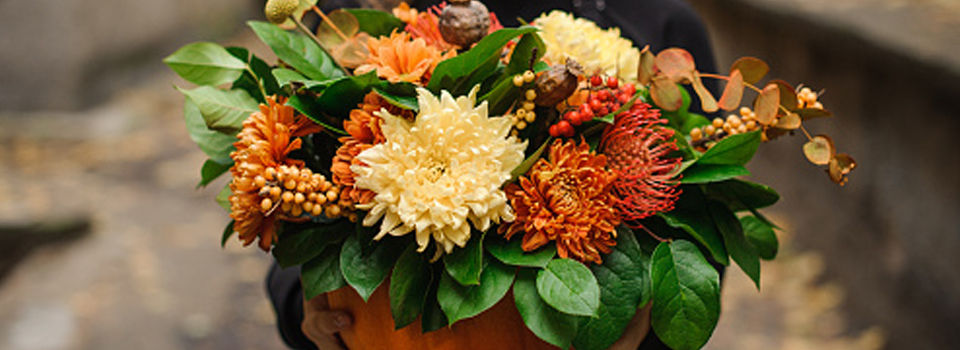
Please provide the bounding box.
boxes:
[268,1,719,349]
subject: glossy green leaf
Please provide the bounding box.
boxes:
[390,245,432,329]
[708,201,760,288]
[681,164,750,184]
[510,137,550,182]
[198,158,231,188]
[514,269,580,349]
[273,220,353,268]
[536,259,600,317]
[658,206,729,265]
[177,86,259,133]
[344,9,406,37]
[428,27,538,93]
[316,71,383,117]
[272,68,334,90]
[421,271,448,333]
[182,99,235,163]
[443,231,485,286]
[340,234,405,301]
[437,258,515,325]
[704,179,780,212]
[506,33,546,76]
[220,220,235,248]
[373,83,419,111]
[227,47,280,101]
[486,235,556,268]
[302,244,346,300]
[215,183,231,212]
[697,130,761,165]
[650,240,721,350]
[164,42,247,86]
[573,226,652,350]
[478,74,521,116]
[740,215,778,260]
[286,93,347,135]
[248,21,344,81]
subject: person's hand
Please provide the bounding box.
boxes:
[301,293,352,350]
[608,302,653,350]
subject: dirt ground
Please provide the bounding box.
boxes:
[0,71,885,349]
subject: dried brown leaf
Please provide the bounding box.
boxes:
[828,153,856,185]
[770,80,798,111]
[775,112,801,130]
[754,83,780,125]
[330,33,371,69]
[316,9,360,47]
[692,71,718,113]
[718,69,744,111]
[798,108,833,121]
[731,57,769,85]
[655,48,695,83]
[638,45,656,85]
[651,75,683,112]
[803,135,835,165]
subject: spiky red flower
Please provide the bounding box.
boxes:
[599,102,682,226]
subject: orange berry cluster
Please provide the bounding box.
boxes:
[509,70,538,136]
[690,107,762,151]
[797,87,823,109]
[255,165,357,222]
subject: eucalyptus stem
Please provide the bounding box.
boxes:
[290,15,351,76]
[698,72,815,141]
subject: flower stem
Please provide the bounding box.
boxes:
[698,72,814,141]
[246,67,268,99]
[290,15,351,76]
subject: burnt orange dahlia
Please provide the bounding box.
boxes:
[229,96,321,250]
[599,102,681,226]
[331,92,413,205]
[500,139,620,264]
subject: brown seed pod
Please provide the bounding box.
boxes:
[439,0,491,48]
[264,0,299,25]
[534,59,584,107]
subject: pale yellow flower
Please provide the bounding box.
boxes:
[535,11,640,81]
[352,87,527,255]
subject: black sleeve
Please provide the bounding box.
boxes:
[266,263,318,350]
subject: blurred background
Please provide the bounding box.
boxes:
[0,0,956,349]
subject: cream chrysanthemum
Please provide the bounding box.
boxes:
[535,11,640,81]
[352,86,527,255]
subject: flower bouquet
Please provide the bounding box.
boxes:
[164,1,856,349]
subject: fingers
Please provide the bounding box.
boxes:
[302,310,352,350]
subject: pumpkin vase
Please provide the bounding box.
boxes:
[327,285,558,350]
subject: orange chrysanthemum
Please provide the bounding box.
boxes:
[501,139,621,264]
[331,92,414,205]
[599,102,681,226]
[229,96,321,250]
[395,3,504,51]
[355,30,455,84]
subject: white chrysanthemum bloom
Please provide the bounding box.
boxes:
[352,86,527,255]
[535,10,640,81]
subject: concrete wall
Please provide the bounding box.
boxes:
[688,0,960,348]
[0,0,257,112]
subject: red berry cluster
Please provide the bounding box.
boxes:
[549,75,638,138]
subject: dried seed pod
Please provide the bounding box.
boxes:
[534,59,584,107]
[264,0,299,24]
[439,0,490,48]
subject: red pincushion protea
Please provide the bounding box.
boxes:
[599,102,682,227]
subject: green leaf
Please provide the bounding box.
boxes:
[573,226,652,350]
[301,244,346,300]
[486,235,555,268]
[198,158,231,188]
[344,9,406,37]
[421,270,448,333]
[478,74,522,116]
[437,258,515,325]
[681,164,750,184]
[510,137,550,182]
[428,27,538,93]
[505,33,545,76]
[657,206,729,266]
[536,259,600,317]
[273,220,353,268]
[272,68,335,90]
[373,83,419,111]
[697,130,761,165]
[316,71,383,117]
[227,47,280,101]
[248,21,344,81]
[220,220,235,248]
[390,245,432,329]
[164,42,247,86]
[704,179,779,212]
[340,234,404,301]
[443,230,485,286]
[177,86,259,133]
[740,215,778,260]
[650,240,721,350]
[215,183,231,212]
[708,201,760,288]
[514,269,580,349]
[286,94,347,135]
[182,99,235,163]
